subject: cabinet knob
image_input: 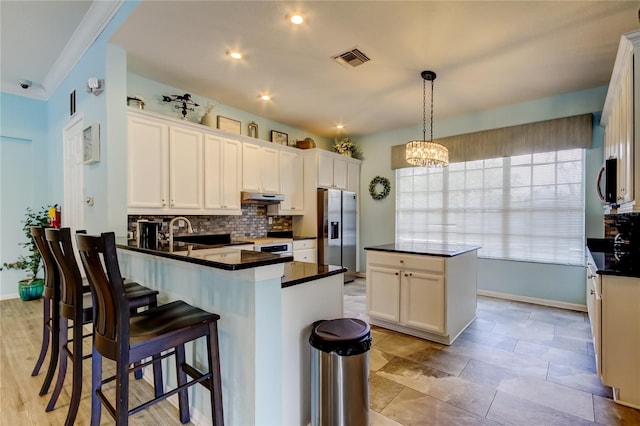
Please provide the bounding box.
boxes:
[161,199,166,206]
[590,289,595,295]
[404,273,408,277]
[400,259,404,263]
[395,272,399,276]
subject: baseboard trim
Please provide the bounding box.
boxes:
[477,289,587,312]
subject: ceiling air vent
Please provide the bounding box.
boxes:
[332,48,371,68]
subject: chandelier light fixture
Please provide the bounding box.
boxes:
[405,70,449,167]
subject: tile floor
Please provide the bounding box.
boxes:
[343,278,640,425]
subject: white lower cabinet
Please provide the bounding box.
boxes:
[599,274,640,409]
[293,239,316,263]
[400,271,445,333]
[366,249,477,345]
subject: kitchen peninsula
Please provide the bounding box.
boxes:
[365,242,480,345]
[116,239,345,426]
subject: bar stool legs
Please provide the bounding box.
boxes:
[32,291,60,397]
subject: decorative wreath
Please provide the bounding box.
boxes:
[369,176,391,200]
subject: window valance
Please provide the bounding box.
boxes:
[391,113,593,169]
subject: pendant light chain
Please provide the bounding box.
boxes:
[430,77,434,143]
[422,77,427,142]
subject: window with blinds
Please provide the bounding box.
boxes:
[396,148,585,265]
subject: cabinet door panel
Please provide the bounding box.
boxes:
[333,158,348,189]
[367,266,400,322]
[261,147,280,193]
[280,151,304,213]
[169,126,202,209]
[347,162,360,193]
[400,272,445,333]
[221,139,242,210]
[242,143,262,192]
[318,154,334,188]
[203,135,223,209]
[127,116,168,208]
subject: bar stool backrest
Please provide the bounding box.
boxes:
[31,226,59,300]
[76,232,130,360]
[45,228,86,320]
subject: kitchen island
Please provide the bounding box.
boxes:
[365,242,480,345]
[116,240,345,426]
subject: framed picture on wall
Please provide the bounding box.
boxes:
[217,116,241,135]
[271,130,288,145]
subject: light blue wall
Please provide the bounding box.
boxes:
[45,1,139,236]
[0,94,49,298]
[357,86,608,306]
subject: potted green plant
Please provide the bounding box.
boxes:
[1,206,51,301]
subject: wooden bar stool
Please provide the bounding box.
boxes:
[76,232,224,426]
[30,226,60,397]
[45,228,161,426]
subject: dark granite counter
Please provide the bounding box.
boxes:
[117,239,291,271]
[281,262,346,288]
[365,242,481,257]
[117,239,345,286]
[586,239,640,278]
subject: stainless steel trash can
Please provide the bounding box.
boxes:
[310,318,372,426]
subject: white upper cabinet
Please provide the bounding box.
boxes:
[278,150,304,214]
[347,161,360,193]
[602,30,640,212]
[128,114,169,210]
[318,151,348,189]
[242,143,281,193]
[128,112,203,213]
[168,126,203,209]
[203,135,242,214]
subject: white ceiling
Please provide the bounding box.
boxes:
[2,1,639,138]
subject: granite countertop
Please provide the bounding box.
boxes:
[365,242,481,257]
[117,238,345,286]
[281,262,346,288]
[586,239,640,278]
[117,238,291,271]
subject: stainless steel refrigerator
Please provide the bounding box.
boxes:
[317,188,357,283]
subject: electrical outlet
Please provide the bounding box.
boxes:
[268,217,273,224]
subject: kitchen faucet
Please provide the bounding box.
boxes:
[168,216,193,249]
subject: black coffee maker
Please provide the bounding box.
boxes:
[137,220,162,249]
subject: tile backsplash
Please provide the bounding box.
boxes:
[128,205,292,240]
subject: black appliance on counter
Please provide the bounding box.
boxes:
[137,221,162,249]
[597,158,618,206]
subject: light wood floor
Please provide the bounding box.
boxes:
[0,297,192,425]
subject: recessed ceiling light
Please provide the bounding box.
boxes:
[260,94,271,101]
[336,124,345,129]
[289,13,304,25]
[226,50,243,60]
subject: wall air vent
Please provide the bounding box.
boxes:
[332,48,371,68]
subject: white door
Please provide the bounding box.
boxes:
[63,115,85,231]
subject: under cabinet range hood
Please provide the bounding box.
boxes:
[241,192,285,205]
